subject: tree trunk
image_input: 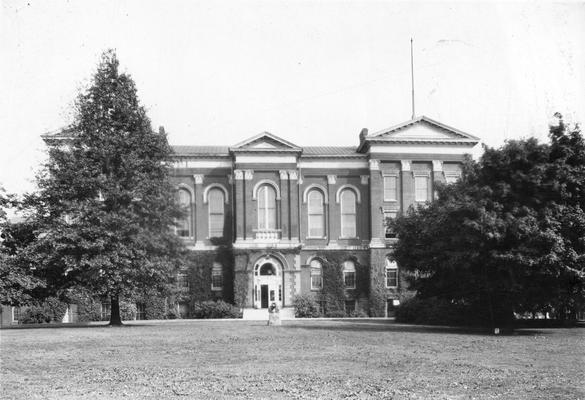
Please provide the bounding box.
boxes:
[109,295,123,326]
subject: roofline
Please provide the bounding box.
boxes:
[231,131,302,150]
[368,115,480,141]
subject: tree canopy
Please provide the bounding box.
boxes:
[392,114,585,326]
[18,50,184,325]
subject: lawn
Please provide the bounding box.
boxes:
[1,320,583,399]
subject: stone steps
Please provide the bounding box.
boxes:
[242,307,295,320]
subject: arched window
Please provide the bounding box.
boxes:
[257,185,277,230]
[208,188,225,238]
[343,260,356,289]
[385,258,398,288]
[340,189,357,238]
[310,259,323,290]
[176,188,192,238]
[211,262,223,291]
[307,190,325,238]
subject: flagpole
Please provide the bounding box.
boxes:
[411,38,415,120]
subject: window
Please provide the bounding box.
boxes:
[414,176,429,202]
[177,272,189,289]
[176,188,192,237]
[340,190,357,238]
[385,258,398,288]
[445,172,461,184]
[310,259,323,290]
[343,260,356,289]
[11,307,22,324]
[257,185,277,230]
[307,190,325,238]
[384,211,398,239]
[136,303,146,320]
[101,302,111,321]
[383,175,398,201]
[211,262,223,291]
[345,300,356,315]
[208,189,225,238]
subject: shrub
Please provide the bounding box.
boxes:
[191,300,241,319]
[143,296,167,320]
[120,301,137,321]
[325,310,346,318]
[19,297,68,324]
[166,307,179,319]
[348,309,368,318]
[293,294,321,318]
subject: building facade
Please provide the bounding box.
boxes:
[171,116,479,317]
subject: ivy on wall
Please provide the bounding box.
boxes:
[311,250,370,316]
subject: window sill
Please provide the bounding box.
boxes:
[345,287,356,290]
[339,237,359,240]
[306,236,327,240]
[211,287,223,291]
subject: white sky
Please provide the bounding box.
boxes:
[1,0,584,195]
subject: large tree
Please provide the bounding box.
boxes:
[21,50,183,325]
[1,188,45,305]
[392,115,585,326]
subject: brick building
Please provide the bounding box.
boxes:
[171,115,479,317]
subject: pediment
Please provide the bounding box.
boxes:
[369,116,479,142]
[231,132,301,152]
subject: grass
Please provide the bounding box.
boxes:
[1,319,584,399]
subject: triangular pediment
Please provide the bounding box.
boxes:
[369,116,479,142]
[231,132,301,152]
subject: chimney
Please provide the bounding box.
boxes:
[158,126,166,135]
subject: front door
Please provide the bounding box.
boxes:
[261,285,269,308]
[253,260,283,309]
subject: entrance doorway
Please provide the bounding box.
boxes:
[253,257,283,309]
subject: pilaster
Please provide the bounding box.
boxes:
[369,159,385,248]
[234,170,245,241]
[193,174,205,246]
[279,170,290,240]
[288,170,299,242]
[401,160,415,211]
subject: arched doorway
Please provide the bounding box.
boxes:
[253,256,283,309]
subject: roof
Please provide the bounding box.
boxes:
[172,146,230,156]
[302,146,363,157]
[172,145,364,158]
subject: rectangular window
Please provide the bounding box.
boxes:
[445,172,461,184]
[386,268,398,288]
[177,273,189,289]
[383,176,398,201]
[345,300,356,315]
[211,273,223,290]
[415,176,429,202]
[101,303,111,321]
[136,303,146,320]
[11,307,21,324]
[344,271,356,289]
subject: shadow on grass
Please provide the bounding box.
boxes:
[282,319,556,336]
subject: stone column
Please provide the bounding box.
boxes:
[279,170,290,240]
[288,170,299,242]
[368,160,385,248]
[401,160,414,210]
[244,170,254,239]
[234,170,245,241]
